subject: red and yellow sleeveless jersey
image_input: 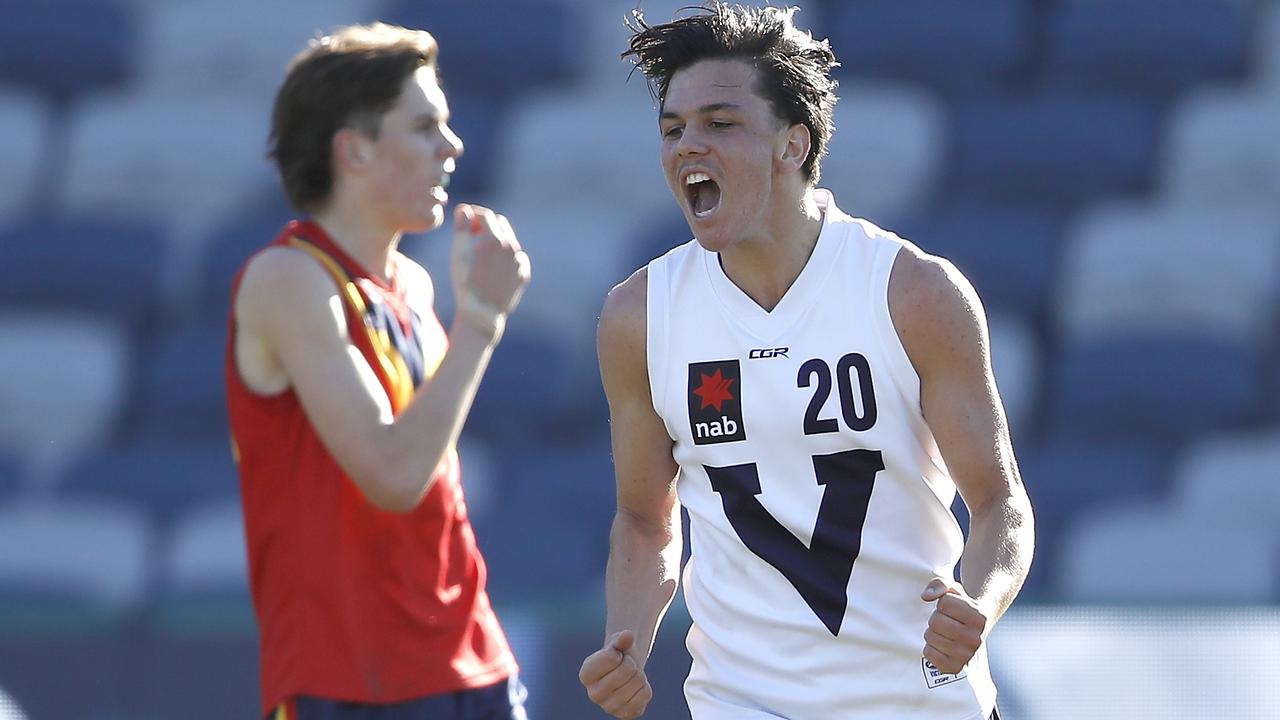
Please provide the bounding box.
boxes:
[225,220,516,715]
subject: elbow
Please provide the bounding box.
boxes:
[353,467,427,514]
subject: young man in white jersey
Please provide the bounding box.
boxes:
[579,4,1034,719]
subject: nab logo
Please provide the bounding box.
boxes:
[749,347,789,359]
[687,360,747,445]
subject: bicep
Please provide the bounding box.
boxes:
[598,274,680,523]
[237,251,394,480]
[892,253,1020,514]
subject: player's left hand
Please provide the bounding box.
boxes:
[920,577,988,675]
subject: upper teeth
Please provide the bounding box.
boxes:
[686,172,710,185]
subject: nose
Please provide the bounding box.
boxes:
[675,125,707,157]
[441,122,464,159]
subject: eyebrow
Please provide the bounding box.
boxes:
[660,102,743,121]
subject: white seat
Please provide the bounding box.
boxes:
[137,0,380,108]
[493,87,671,228]
[987,313,1039,437]
[403,200,631,359]
[821,81,945,223]
[0,498,153,613]
[164,499,246,596]
[60,91,275,252]
[1059,500,1277,603]
[1255,1,1280,95]
[1171,430,1280,532]
[0,90,47,224]
[1056,201,1280,343]
[0,313,130,483]
[1163,88,1280,207]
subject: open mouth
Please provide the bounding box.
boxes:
[684,172,721,218]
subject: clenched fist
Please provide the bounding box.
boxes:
[451,203,531,339]
[921,577,988,675]
[580,631,653,719]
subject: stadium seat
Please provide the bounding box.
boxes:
[492,87,670,228]
[949,93,1161,206]
[821,82,945,223]
[384,0,582,99]
[472,440,616,600]
[1058,500,1277,603]
[0,216,168,331]
[0,1,138,105]
[0,91,47,223]
[138,0,381,107]
[0,453,20,502]
[1162,89,1280,207]
[892,204,1067,322]
[1016,436,1170,598]
[0,313,131,483]
[1057,202,1280,344]
[0,498,154,616]
[61,93,275,251]
[193,187,296,323]
[573,0,826,89]
[1171,429,1280,533]
[825,0,1030,94]
[1256,0,1280,93]
[1045,0,1249,96]
[161,499,248,601]
[406,197,635,359]
[1045,334,1259,443]
[59,439,237,521]
[987,313,1040,440]
[128,321,230,445]
[464,321,592,448]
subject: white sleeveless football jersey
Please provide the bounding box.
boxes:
[646,191,996,719]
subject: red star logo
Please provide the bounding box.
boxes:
[693,369,735,412]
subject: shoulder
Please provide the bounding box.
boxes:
[235,244,346,335]
[598,266,648,356]
[887,244,989,378]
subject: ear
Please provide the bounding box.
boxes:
[778,123,812,175]
[332,127,371,174]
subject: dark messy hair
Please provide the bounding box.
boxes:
[622,3,839,184]
[269,23,438,212]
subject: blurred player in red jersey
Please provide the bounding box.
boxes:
[226,22,531,720]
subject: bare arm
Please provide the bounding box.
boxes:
[234,205,530,512]
[889,246,1034,670]
[580,268,681,719]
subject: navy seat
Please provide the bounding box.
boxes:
[472,441,615,600]
[892,204,1066,323]
[949,94,1161,206]
[1045,335,1259,443]
[1015,437,1170,599]
[128,322,229,446]
[0,216,167,332]
[383,0,581,99]
[825,0,1029,94]
[60,439,237,521]
[195,190,295,323]
[466,323,582,448]
[0,1,137,105]
[1045,0,1249,96]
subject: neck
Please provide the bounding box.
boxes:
[718,187,825,312]
[311,196,401,282]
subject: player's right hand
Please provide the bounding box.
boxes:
[579,630,653,719]
[450,203,531,337]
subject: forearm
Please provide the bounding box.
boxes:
[378,321,499,506]
[604,508,682,668]
[960,488,1034,630]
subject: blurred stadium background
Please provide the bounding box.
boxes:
[1,0,1278,717]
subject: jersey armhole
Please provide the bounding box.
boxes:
[870,242,926,419]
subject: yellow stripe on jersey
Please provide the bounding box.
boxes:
[288,237,416,412]
[274,702,288,720]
